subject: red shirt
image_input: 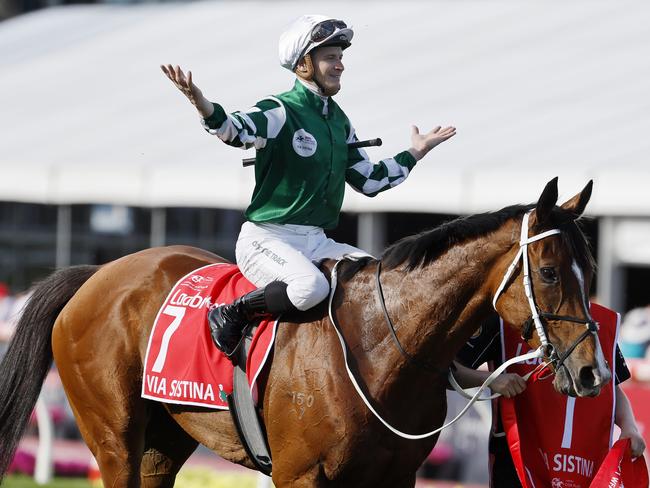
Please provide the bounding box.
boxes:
[499,303,619,488]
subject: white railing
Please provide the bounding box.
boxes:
[34,395,53,485]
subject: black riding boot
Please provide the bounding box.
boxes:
[208,281,294,358]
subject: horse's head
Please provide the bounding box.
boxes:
[493,177,609,397]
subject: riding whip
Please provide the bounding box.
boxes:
[242,138,382,167]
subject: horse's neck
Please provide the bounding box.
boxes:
[346,219,518,382]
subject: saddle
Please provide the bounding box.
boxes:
[142,259,362,476]
[142,263,276,474]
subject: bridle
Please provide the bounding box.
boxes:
[492,210,599,371]
[374,209,599,373]
[327,209,599,440]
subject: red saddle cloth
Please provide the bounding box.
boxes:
[141,263,277,409]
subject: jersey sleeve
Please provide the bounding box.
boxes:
[614,345,631,384]
[456,314,502,368]
[344,122,417,197]
[201,98,286,150]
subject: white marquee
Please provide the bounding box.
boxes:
[1,0,649,216]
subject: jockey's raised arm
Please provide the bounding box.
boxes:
[160,65,214,118]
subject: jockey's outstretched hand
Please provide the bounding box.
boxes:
[161,64,214,118]
[408,125,456,161]
[489,373,527,398]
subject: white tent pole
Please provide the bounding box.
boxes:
[597,216,625,312]
[150,208,166,248]
[357,213,386,257]
[55,205,71,269]
[34,396,53,485]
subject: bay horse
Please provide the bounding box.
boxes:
[0,178,608,487]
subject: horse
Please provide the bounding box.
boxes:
[0,178,608,488]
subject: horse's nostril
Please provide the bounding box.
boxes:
[579,366,596,389]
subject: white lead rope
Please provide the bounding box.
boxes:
[327,211,564,441]
[329,261,545,440]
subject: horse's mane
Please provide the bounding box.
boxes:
[379,203,595,273]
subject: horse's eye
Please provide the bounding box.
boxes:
[540,267,558,283]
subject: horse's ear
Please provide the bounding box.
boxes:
[560,180,593,219]
[535,177,559,226]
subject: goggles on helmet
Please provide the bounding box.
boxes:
[293,19,350,70]
[310,19,348,42]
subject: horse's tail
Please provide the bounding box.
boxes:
[0,265,99,479]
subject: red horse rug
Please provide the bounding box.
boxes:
[141,263,277,409]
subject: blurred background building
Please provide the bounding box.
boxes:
[1,0,649,314]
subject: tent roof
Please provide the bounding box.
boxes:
[1,0,649,215]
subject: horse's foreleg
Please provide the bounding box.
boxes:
[140,403,198,488]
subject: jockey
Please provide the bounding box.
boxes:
[162,14,456,359]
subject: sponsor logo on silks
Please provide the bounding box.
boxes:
[551,478,564,488]
[292,129,317,157]
[219,384,228,403]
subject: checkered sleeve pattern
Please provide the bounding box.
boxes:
[201,98,286,150]
[344,123,417,197]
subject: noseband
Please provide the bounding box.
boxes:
[520,311,599,371]
[493,210,598,371]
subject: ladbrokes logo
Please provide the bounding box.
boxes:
[169,289,212,309]
[181,274,213,291]
[292,129,317,157]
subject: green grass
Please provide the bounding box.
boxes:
[2,469,260,488]
[2,475,93,487]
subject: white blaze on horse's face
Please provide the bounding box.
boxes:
[571,260,610,385]
[554,259,611,397]
[571,260,588,310]
[572,259,603,384]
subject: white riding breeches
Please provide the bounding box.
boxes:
[235,222,370,311]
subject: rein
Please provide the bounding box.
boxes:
[329,259,493,440]
[327,210,597,440]
[329,260,552,440]
[375,261,445,374]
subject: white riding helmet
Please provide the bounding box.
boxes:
[279,15,354,72]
